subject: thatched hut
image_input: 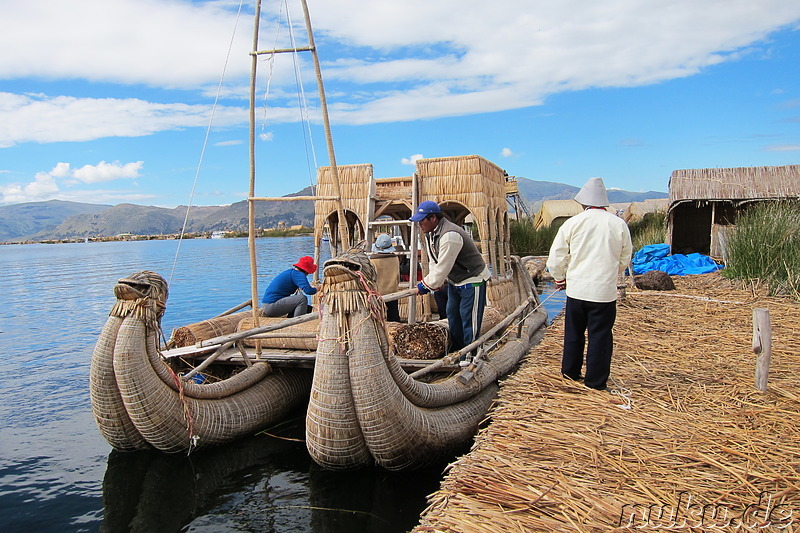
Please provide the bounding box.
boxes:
[621,198,669,223]
[533,199,616,230]
[532,200,582,230]
[667,165,800,257]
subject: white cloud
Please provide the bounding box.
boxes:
[401,154,423,165]
[0,0,253,88]
[501,148,514,157]
[765,145,800,151]
[72,161,144,184]
[0,92,246,147]
[0,0,798,141]
[215,140,244,146]
[259,132,275,142]
[0,161,143,204]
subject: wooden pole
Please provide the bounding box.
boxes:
[298,0,350,251]
[753,308,772,392]
[247,0,263,355]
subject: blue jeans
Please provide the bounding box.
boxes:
[446,281,487,354]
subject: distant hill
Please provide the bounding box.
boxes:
[0,200,111,242]
[0,181,667,243]
[515,177,668,213]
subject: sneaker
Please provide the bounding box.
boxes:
[459,356,472,368]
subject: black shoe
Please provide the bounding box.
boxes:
[562,373,583,382]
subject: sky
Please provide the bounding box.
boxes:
[1,0,799,208]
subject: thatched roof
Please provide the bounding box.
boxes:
[621,198,669,223]
[533,200,582,229]
[669,165,800,209]
[533,200,615,229]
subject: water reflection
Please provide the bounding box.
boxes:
[99,417,443,533]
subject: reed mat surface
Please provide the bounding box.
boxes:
[415,272,800,532]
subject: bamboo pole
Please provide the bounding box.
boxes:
[298,0,349,251]
[753,308,772,392]
[409,172,420,324]
[410,296,540,379]
[213,299,252,318]
[249,195,337,201]
[182,341,236,381]
[247,0,263,355]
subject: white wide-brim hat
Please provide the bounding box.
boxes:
[574,177,609,207]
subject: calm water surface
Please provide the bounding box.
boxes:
[0,237,446,533]
[0,237,564,533]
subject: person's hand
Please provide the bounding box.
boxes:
[416,281,431,295]
[555,279,566,291]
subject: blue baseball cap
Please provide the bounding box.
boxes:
[409,200,442,222]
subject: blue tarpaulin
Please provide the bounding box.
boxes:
[632,243,723,276]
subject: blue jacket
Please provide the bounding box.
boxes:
[261,268,317,303]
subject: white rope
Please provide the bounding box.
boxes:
[284,0,319,189]
[170,0,245,287]
[257,0,318,193]
[609,377,633,410]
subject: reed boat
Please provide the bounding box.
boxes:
[89,0,548,464]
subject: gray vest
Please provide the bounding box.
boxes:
[426,217,486,284]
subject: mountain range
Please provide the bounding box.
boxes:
[0,179,667,243]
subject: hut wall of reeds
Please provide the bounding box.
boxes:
[667,165,800,256]
[415,155,510,279]
[314,164,374,250]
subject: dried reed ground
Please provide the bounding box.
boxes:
[415,272,800,532]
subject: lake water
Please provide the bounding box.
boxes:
[0,237,563,533]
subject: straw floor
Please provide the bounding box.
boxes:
[415,272,800,532]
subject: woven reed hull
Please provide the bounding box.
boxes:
[305,303,547,471]
[90,313,312,452]
[90,315,150,451]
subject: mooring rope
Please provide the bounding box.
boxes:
[169,0,245,288]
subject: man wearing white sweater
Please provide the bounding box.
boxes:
[546,178,633,390]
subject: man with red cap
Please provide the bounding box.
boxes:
[261,256,318,318]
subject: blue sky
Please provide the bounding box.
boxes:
[1,0,799,207]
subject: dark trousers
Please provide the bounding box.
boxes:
[385,300,400,322]
[562,296,617,390]
[447,281,487,353]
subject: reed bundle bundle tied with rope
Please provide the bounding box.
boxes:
[415,271,800,532]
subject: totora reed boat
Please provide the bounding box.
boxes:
[89,0,548,469]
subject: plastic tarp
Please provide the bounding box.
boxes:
[632,243,723,276]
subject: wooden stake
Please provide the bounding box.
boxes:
[753,308,772,392]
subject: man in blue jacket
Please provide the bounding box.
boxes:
[261,255,318,318]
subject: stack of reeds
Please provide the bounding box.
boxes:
[169,311,250,348]
[415,272,800,532]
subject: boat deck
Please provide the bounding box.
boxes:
[193,348,459,372]
[413,272,800,532]
[168,346,461,373]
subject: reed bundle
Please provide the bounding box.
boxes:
[237,316,320,349]
[170,311,250,348]
[415,272,800,532]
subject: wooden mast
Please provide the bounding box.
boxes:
[298,0,350,252]
[246,0,351,326]
[247,0,264,342]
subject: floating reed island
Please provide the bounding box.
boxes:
[415,271,800,532]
